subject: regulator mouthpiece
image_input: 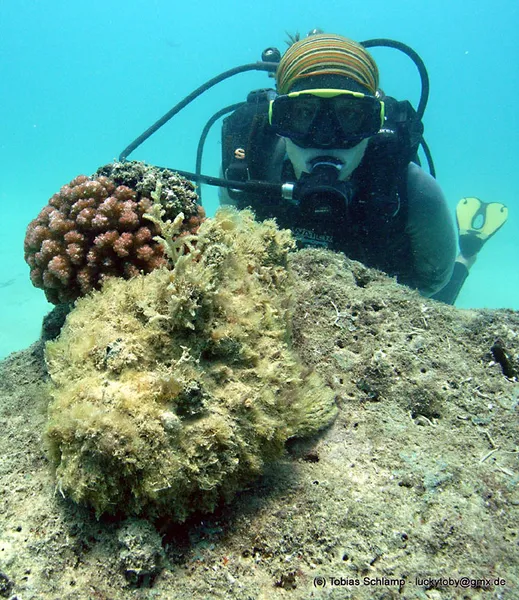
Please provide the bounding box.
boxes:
[294,157,352,217]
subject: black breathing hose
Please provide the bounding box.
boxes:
[154,165,282,200]
[195,102,244,204]
[361,38,429,119]
[118,63,278,162]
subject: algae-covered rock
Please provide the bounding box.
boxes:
[44,209,337,519]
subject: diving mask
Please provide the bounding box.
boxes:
[268,88,385,149]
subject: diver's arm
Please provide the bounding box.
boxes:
[405,163,457,296]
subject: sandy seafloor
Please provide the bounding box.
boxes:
[0,248,518,600]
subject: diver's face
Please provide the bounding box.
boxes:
[284,75,373,180]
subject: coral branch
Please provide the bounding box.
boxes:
[24,162,205,304]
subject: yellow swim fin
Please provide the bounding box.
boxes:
[456,197,508,258]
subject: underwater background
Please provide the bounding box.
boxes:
[1,0,518,359]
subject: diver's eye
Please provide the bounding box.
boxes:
[293,101,315,120]
[289,98,319,133]
[334,99,366,133]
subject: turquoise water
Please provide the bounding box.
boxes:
[1,0,518,359]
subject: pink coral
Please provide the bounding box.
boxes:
[24,168,205,304]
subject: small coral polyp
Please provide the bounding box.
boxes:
[24,162,203,304]
[45,209,337,520]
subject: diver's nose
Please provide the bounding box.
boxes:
[310,107,341,148]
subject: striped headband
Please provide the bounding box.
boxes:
[276,33,379,96]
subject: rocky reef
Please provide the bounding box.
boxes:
[44,209,337,519]
[0,241,518,598]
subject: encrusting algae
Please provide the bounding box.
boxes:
[44,207,337,520]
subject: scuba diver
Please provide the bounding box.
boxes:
[219,32,508,304]
[119,30,508,305]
